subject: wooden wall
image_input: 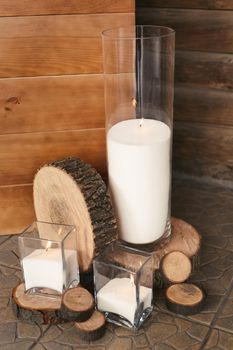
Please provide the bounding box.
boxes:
[137,1,233,183]
[0,0,135,234]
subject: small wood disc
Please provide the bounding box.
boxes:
[160,251,192,284]
[165,283,205,315]
[12,283,63,324]
[61,286,94,322]
[75,310,106,341]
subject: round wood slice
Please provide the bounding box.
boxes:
[61,286,94,322]
[160,251,192,284]
[33,157,117,272]
[12,283,64,324]
[165,283,205,315]
[75,310,106,341]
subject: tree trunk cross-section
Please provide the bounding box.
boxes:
[33,157,117,272]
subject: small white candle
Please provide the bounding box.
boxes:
[22,246,77,293]
[97,277,152,324]
[107,119,171,244]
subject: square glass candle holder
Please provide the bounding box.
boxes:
[18,221,79,296]
[93,241,153,329]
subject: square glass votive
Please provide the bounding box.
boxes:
[93,241,153,329]
[18,221,79,296]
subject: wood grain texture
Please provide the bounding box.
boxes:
[137,0,233,10]
[0,128,106,186]
[0,184,35,234]
[174,122,233,167]
[0,0,135,16]
[175,51,233,90]
[0,13,134,77]
[0,74,104,134]
[137,8,233,52]
[175,86,233,126]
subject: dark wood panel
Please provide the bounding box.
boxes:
[0,129,106,186]
[0,74,105,134]
[173,157,233,182]
[137,8,233,53]
[0,185,35,235]
[175,51,233,90]
[174,86,233,126]
[137,0,233,10]
[0,0,135,16]
[174,122,233,167]
[0,13,134,77]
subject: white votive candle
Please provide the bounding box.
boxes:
[97,277,152,324]
[107,119,171,244]
[22,248,77,293]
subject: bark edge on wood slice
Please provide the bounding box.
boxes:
[33,157,117,272]
[75,310,106,341]
[165,283,205,315]
[61,286,94,322]
[159,251,192,285]
[12,283,64,324]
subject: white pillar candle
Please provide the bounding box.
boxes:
[22,248,77,293]
[107,119,171,244]
[97,277,152,324]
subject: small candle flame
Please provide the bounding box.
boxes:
[130,274,134,287]
[132,98,137,108]
[45,241,52,251]
[58,227,62,236]
[139,118,144,127]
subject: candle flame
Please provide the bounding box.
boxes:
[139,118,144,127]
[132,98,137,108]
[58,227,62,236]
[130,274,134,287]
[45,241,52,251]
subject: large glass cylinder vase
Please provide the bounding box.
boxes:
[102,25,175,245]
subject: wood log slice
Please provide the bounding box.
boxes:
[61,286,94,322]
[159,251,192,284]
[165,283,205,315]
[75,310,106,341]
[33,157,117,272]
[12,283,64,324]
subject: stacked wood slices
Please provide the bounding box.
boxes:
[153,218,205,315]
[12,283,106,340]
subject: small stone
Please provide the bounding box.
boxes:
[174,318,191,332]
[204,330,218,350]
[186,324,209,341]
[219,331,233,349]
[17,322,41,339]
[0,250,19,267]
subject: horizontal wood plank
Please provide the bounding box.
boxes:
[0,129,106,186]
[137,8,233,53]
[174,122,233,167]
[0,13,134,77]
[174,86,233,126]
[0,74,105,134]
[136,0,233,10]
[0,0,135,16]
[0,184,35,235]
[175,51,233,90]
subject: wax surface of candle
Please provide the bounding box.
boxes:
[107,119,171,244]
[22,248,77,293]
[97,277,152,324]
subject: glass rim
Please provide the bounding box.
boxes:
[102,25,175,40]
[19,220,76,243]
